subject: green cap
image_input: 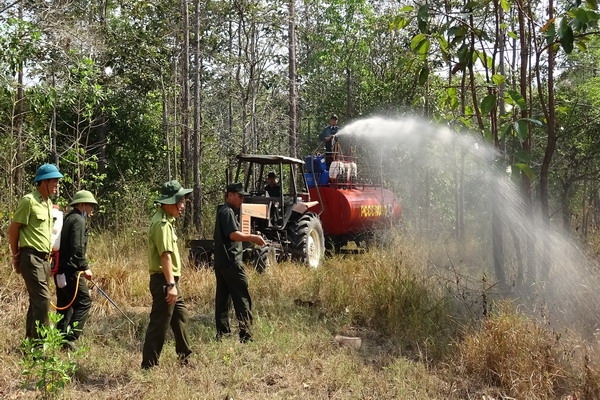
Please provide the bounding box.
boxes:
[155,180,193,205]
[70,190,98,206]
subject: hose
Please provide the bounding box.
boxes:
[50,270,84,311]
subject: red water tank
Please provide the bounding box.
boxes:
[308,185,402,236]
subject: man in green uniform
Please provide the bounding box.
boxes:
[54,190,98,347]
[213,183,266,343]
[7,163,63,339]
[141,180,193,369]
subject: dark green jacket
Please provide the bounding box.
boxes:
[319,125,339,152]
[58,209,89,274]
[213,203,243,268]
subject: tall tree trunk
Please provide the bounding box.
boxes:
[345,67,352,119]
[592,184,600,237]
[192,0,203,231]
[236,8,248,154]
[484,0,507,287]
[516,0,536,286]
[181,0,191,182]
[227,20,235,169]
[539,2,557,222]
[96,114,109,181]
[518,0,531,204]
[494,0,506,150]
[288,0,298,158]
[173,54,179,178]
[161,72,172,179]
[12,0,24,197]
[533,0,556,282]
[51,72,58,167]
[560,180,571,233]
[181,0,191,227]
[249,21,258,153]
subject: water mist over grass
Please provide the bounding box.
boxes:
[336,115,600,336]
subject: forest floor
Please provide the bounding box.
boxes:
[0,232,598,399]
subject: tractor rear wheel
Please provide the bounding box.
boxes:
[292,212,325,268]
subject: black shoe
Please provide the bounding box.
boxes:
[215,332,231,342]
[141,362,156,370]
[240,334,253,343]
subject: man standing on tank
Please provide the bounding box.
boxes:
[7,163,64,339]
[213,183,266,343]
[318,114,340,168]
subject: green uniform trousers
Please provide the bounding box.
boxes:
[55,272,91,341]
[214,263,253,342]
[141,274,191,369]
[20,247,52,339]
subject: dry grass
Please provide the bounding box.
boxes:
[451,301,600,399]
[1,231,600,399]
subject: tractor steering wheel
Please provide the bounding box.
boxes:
[252,179,266,196]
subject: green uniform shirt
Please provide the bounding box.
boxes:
[148,208,182,276]
[12,189,54,253]
[213,203,243,268]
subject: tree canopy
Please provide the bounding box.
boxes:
[1,0,600,269]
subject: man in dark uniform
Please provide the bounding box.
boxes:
[141,180,193,369]
[54,190,98,348]
[318,114,340,168]
[7,163,63,339]
[213,183,266,343]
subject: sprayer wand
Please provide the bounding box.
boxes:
[89,280,135,325]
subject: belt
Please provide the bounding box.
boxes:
[20,247,52,261]
[150,273,180,282]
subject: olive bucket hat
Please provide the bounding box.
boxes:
[155,180,193,205]
[70,190,98,206]
[34,163,64,182]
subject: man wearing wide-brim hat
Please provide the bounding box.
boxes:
[54,190,98,349]
[7,163,63,339]
[142,180,193,369]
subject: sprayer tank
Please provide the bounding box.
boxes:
[308,186,402,236]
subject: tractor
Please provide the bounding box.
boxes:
[189,139,403,271]
[189,154,326,271]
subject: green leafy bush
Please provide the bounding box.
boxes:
[20,312,87,398]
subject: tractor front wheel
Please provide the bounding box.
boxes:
[189,246,214,269]
[292,213,325,268]
[254,245,276,273]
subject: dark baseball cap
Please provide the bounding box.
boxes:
[267,172,276,178]
[226,182,249,196]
